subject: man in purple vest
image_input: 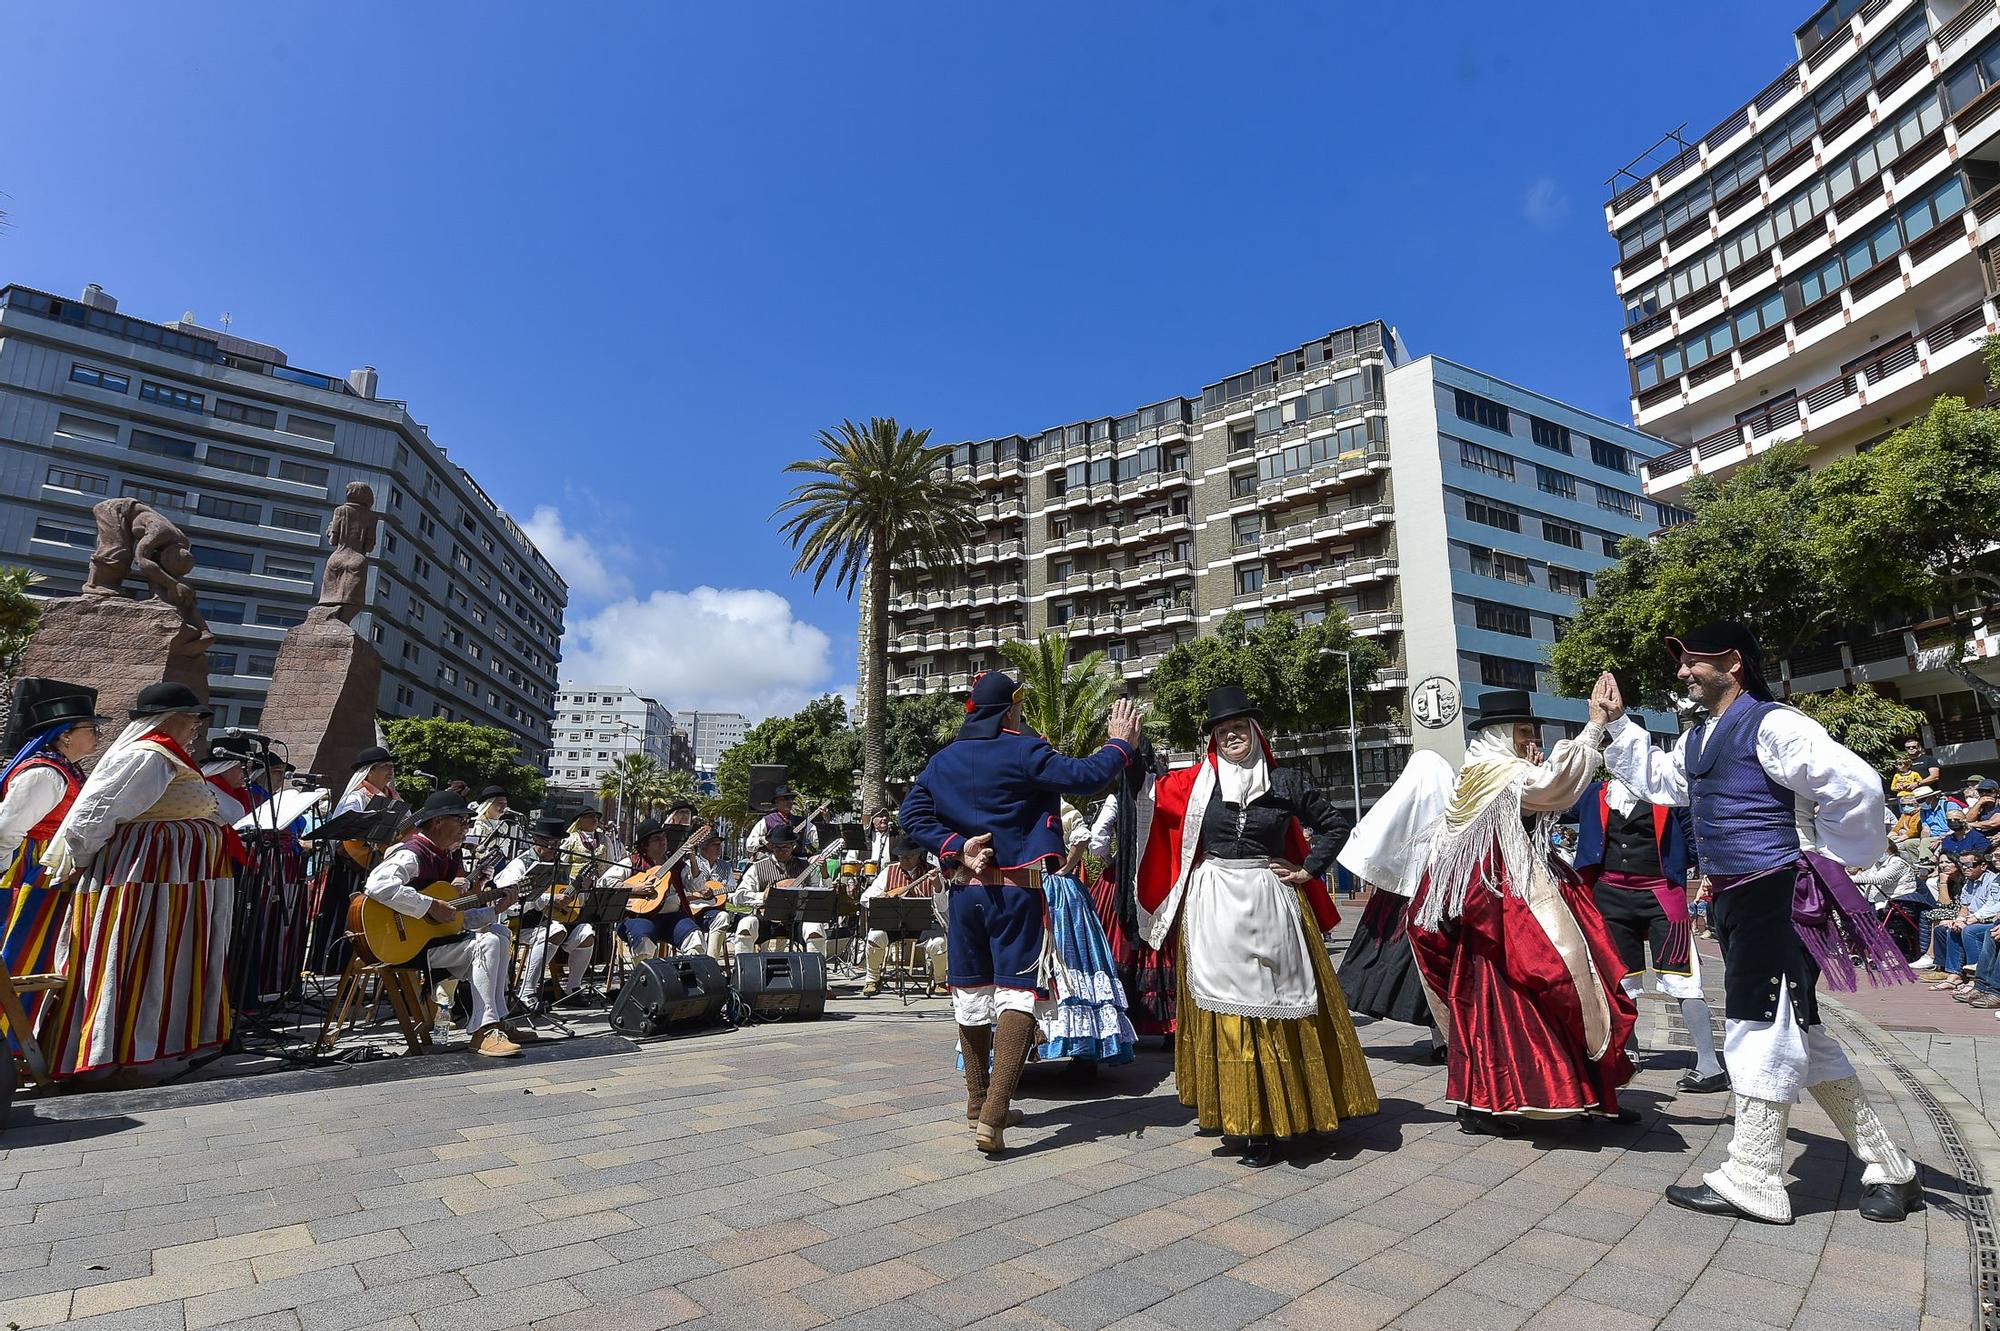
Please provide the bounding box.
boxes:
[1591,622,1920,1224]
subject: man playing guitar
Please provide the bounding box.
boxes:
[860,835,946,996]
[746,784,822,857]
[730,823,816,955]
[607,819,706,959]
[504,814,594,1010]
[684,829,736,960]
[361,790,531,1058]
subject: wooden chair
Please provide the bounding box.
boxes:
[0,961,61,1086]
[317,949,432,1054]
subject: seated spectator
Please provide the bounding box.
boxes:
[1939,810,1993,864]
[1968,778,2000,837]
[1888,753,1922,800]
[1891,792,1928,865]
[1904,737,1943,789]
[1932,851,2000,995]
[1854,841,1919,909]
[1856,842,1933,963]
[1908,786,1964,866]
[1969,849,2000,1009]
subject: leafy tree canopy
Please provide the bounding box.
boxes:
[382,717,546,808]
[1789,687,1927,773]
[999,631,1119,759]
[879,692,960,791]
[0,565,40,674]
[707,694,860,831]
[1148,610,1384,750]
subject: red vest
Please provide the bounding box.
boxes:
[2,755,83,842]
[402,833,463,886]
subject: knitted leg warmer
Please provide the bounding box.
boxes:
[980,1010,1036,1130]
[1810,1076,1918,1187]
[958,1024,993,1122]
[1704,1096,1794,1224]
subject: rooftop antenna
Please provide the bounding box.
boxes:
[219,312,233,333]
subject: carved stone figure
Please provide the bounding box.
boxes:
[81,497,211,651]
[315,481,378,625]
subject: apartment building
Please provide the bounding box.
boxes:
[1605,0,2000,770]
[550,685,677,790]
[675,711,750,775]
[0,282,566,763]
[886,322,1675,804]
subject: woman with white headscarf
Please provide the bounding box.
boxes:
[1136,686,1377,1168]
[1407,689,1637,1136]
[38,682,235,1082]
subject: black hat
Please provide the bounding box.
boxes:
[766,820,798,844]
[1470,689,1539,729]
[570,805,602,824]
[771,784,796,801]
[668,799,697,817]
[892,835,926,860]
[1203,685,1263,731]
[479,784,508,801]
[352,745,394,770]
[530,814,569,840]
[205,733,260,764]
[1664,620,1775,703]
[631,817,667,845]
[3,678,108,754]
[413,790,473,824]
[131,682,212,719]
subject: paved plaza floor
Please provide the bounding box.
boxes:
[1,931,1992,1331]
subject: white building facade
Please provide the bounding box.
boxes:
[551,684,675,790]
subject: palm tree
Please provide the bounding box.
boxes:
[598,753,667,837]
[999,630,1119,757]
[776,418,981,814]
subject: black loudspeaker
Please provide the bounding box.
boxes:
[609,955,729,1037]
[748,764,787,815]
[735,950,828,1020]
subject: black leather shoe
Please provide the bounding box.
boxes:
[1428,1044,1449,1065]
[1677,1069,1730,1094]
[1456,1107,1523,1138]
[1664,1182,1792,1225]
[1859,1177,1924,1222]
[1239,1135,1279,1168]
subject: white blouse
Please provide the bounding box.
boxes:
[0,765,70,867]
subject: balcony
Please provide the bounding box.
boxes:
[1118,650,1168,678]
[1136,597,1196,629]
[966,539,1024,565]
[1348,609,1402,637]
[1121,557,1192,591]
[966,580,1024,605]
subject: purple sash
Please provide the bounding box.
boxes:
[1794,852,1917,991]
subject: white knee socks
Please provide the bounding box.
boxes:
[1681,996,1722,1078]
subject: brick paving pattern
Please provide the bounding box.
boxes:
[0,945,1985,1331]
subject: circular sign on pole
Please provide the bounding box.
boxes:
[1410,676,1461,730]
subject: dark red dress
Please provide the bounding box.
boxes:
[1086,867,1176,1036]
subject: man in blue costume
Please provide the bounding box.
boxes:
[901,671,1141,1154]
[1593,622,1921,1225]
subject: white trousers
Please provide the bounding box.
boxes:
[517,920,596,1003]
[951,984,1038,1025]
[428,921,513,1035]
[731,916,827,956]
[1724,985,1857,1104]
[867,930,947,982]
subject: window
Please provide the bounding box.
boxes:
[1597,488,1642,519]
[55,412,118,442]
[122,482,186,511]
[1229,425,1254,454]
[1237,567,1265,595]
[139,381,203,413]
[197,494,262,525]
[198,598,247,625]
[1548,567,1589,597]
[45,465,108,495]
[264,555,315,580]
[130,429,198,460]
[1233,517,1261,547]
[1654,501,1695,527]
[1469,547,1531,585]
[1473,600,1533,637]
[1603,536,1624,557]
[418,513,438,539]
[284,415,337,442]
[1528,417,1572,453]
[1464,496,1523,533]
[69,364,130,393]
[278,459,331,487]
[214,399,278,428]
[1453,390,1509,433]
[243,655,277,677]
[209,652,239,676]
[1480,655,1537,690]
[31,520,93,548]
[190,544,256,573]
[256,607,306,628]
[269,509,319,533]
[1231,473,1255,498]
[1543,519,1583,549]
[205,446,270,477]
[1458,439,1515,480]
[1589,439,1633,474]
[1536,466,1576,499]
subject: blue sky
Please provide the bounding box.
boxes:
[5,1,1786,716]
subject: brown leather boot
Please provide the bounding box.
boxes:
[959,1024,993,1122]
[977,1010,1036,1154]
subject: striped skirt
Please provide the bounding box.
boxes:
[0,835,65,1052]
[40,818,235,1078]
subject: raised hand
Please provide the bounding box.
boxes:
[1589,671,1626,725]
[1108,698,1143,745]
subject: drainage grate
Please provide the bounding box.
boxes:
[1833,1012,1999,1330]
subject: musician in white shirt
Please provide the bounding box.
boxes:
[860,836,947,996]
[683,830,737,961]
[730,824,818,955]
[745,785,820,856]
[503,814,595,1007]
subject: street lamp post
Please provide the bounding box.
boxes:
[1319,648,1362,823]
[609,719,640,840]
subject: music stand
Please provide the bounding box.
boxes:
[864,897,941,1004]
[760,885,836,953]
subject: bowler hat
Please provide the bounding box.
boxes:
[892,835,926,860]
[1203,685,1263,731]
[352,746,394,770]
[631,817,666,845]
[413,790,473,824]
[131,682,212,719]
[479,784,508,801]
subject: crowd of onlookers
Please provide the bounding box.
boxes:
[1861,737,2000,1012]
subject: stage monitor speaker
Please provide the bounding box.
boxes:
[608,955,729,1037]
[748,764,788,815]
[735,950,828,1020]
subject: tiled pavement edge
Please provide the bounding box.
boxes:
[0,948,1986,1331]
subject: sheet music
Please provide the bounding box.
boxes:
[236,788,329,833]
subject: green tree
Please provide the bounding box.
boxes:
[1148,611,1384,751]
[704,695,862,834]
[381,717,547,808]
[774,418,981,818]
[1789,688,1926,772]
[999,630,1119,757]
[879,692,960,788]
[598,753,670,833]
[0,565,41,674]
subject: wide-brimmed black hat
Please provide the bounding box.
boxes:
[1664,620,1775,702]
[3,678,108,754]
[530,814,569,840]
[1204,685,1263,731]
[892,835,926,860]
[771,784,796,801]
[413,790,473,824]
[1469,689,1540,729]
[352,745,394,770]
[766,819,798,844]
[630,816,666,845]
[479,784,508,801]
[570,805,602,825]
[668,799,697,817]
[131,682,212,719]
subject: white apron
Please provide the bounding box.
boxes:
[1184,856,1319,1019]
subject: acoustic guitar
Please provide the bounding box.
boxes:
[623,822,712,916]
[349,844,508,967]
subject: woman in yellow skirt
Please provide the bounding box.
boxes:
[1136,685,1377,1166]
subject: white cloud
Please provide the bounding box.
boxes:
[1522,177,1570,227]
[562,586,836,720]
[523,505,630,604]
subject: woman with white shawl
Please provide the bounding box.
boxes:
[1406,689,1638,1136]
